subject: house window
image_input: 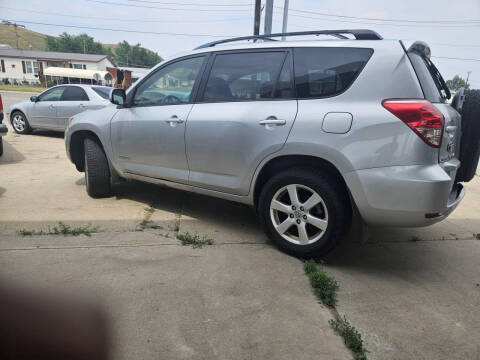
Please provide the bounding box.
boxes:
[73,63,84,69]
[25,61,33,73]
[33,61,39,75]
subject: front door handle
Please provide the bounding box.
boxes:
[49,104,56,109]
[166,115,184,126]
[79,104,86,109]
[259,118,286,126]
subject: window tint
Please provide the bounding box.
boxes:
[61,86,89,101]
[38,87,66,102]
[203,51,286,102]
[92,86,111,99]
[134,56,205,106]
[294,47,373,98]
[407,52,445,103]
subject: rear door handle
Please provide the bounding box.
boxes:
[166,115,184,126]
[79,104,86,108]
[49,104,55,109]
[259,118,286,126]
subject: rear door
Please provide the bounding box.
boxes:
[30,86,66,129]
[56,86,91,129]
[185,49,297,195]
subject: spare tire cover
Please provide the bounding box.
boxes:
[455,89,480,182]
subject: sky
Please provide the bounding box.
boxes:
[0,0,479,87]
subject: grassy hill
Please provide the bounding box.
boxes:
[0,25,48,50]
[0,25,120,52]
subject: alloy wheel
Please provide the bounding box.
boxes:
[270,184,328,245]
[12,114,26,132]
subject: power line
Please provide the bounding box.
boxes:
[1,19,237,38]
[85,0,251,12]
[0,6,249,23]
[279,11,480,28]
[126,0,253,6]
[279,6,480,24]
[432,56,480,62]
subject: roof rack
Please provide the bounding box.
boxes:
[194,29,382,50]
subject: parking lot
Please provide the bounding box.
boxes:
[1,91,479,359]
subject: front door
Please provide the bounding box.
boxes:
[111,55,206,183]
[186,50,297,195]
[30,86,66,129]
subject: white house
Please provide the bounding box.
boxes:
[0,49,114,85]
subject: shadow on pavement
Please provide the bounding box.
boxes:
[0,140,26,164]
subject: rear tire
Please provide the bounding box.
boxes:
[84,137,111,198]
[11,111,31,134]
[258,168,351,257]
[456,89,480,182]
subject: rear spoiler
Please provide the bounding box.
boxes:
[407,41,431,59]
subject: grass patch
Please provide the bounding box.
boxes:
[329,316,368,360]
[176,232,213,248]
[304,260,339,307]
[0,84,44,93]
[18,222,99,237]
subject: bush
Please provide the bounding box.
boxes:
[2,78,10,85]
[22,80,29,85]
[13,79,19,85]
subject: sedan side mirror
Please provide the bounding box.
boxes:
[110,88,126,106]
[30,96,38,102]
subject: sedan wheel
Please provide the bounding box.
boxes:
[11,112,31,134]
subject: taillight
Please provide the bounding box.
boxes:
[382,99,444,148]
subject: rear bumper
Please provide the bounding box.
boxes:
[344,163,464,227]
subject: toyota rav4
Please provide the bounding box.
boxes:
[65,30,480,256]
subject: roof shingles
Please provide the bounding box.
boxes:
[0,49,108,62]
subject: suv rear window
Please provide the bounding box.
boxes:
[294,47,373,99]
[407,52,446,103]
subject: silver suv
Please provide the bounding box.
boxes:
[65,30,480,256]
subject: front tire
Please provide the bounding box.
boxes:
[258,168,351,257]
[84,137,111,198]
[11,111,31,134]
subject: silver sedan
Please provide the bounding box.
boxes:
[7,85,111,133]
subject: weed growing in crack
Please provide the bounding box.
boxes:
[329,316,368,360]
[474,233,480,240]
[304,260,339,307]
[176,232,213,248]
[18,222,99,237]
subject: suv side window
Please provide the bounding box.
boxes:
[61,86,89,101]
[38,87,66,102]
[202,51,287,102]
[133,56,205,107]
[294,47,373,98]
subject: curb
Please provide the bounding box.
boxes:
[0,90,43,95]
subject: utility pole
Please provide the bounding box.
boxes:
[83,40,87,54]
[253,0,261,36]
[466,71,471,88]
[281,0,289,40]
[264,0,274,35]
[1,21,25,49]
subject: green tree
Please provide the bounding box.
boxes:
[446,75,470,91]
[45,33,161,68]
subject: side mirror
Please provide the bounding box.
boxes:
[110,88,126,106]
[30,96,38,102]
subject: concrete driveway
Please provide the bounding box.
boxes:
[1,91,479,359]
